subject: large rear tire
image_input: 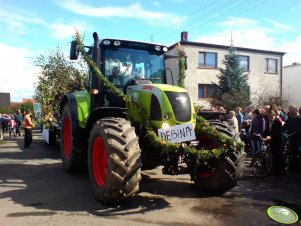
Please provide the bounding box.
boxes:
[60,104,86,173]
[192,121,246,193]
[88,117,141,204]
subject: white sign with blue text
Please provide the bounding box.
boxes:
[158,123,196,143]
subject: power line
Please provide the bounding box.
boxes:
[151,0,225,39]
[189,0,266,37]
[152,0,237,42]
[161,0,266,45]
[157,0,241,43]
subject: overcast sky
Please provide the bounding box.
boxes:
[0,0,300,102]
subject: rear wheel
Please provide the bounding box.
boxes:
[60,104,86,172]
[251,150,273,178]
[192,121,246,193]
[88,117,141,204]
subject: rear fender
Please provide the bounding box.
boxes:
[85,107,127,134]
[59,92,87,149]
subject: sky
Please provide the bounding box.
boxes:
[0,0,300,102]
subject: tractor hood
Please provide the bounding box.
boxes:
[126,84,196,129]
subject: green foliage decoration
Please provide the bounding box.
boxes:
[177,43,186,88]
[75,31,244,162]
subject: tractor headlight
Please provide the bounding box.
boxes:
[114,40,121,46]
[163,113,169,120]
[162,122,169,129]
[103,40,111,45]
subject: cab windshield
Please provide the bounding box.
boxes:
[104,48,165,86]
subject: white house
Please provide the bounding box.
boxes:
[283,62,301,108]
[166,32,286,108]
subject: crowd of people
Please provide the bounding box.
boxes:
[0,109,35,148]
[232,105,301,174]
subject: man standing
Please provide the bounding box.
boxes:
[235,107,244,129]
[14,109,23,137]
[265,110,285,174]
[24,110,34,148]
[283,105,299,170]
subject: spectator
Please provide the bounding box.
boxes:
[265,110,285,174]
[243,107,253,121]
[284,106,300,170]
[23,110,34,148]
[278,106,287,121]
[261,107,270,137]
[270,104,284,125]
[14,109,23,137]
[235,107,244,129]
[228,111,239,133]
[249,109,266,156]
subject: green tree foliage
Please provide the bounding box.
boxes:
[212,46,250,110]
[0,106,14,114]
[19,102,33,113]
[34,47,87,119]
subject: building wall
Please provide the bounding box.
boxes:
[0,92,11,107]
[283,63,301,108]
[167,44,283,108]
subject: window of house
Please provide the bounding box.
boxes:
[265,58,277,73]
[198,84,214,98]
[239,55,249,71]
[198,52,217,68]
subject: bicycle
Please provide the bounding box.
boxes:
[283,132,295,173]
[251,133,292,178]
[251,136,273,178]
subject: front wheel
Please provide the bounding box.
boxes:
[251,150,273,178]
[191,121,246,193]
[88,117,142,204]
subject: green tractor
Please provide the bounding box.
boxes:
[59,32,245,204]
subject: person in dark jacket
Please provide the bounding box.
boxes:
[265,110,285,173]
[283,105,300,170]
[249,109,266,156]
[14,109,23,137]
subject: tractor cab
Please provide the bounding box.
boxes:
[71,32,170,110]
[100,39,168,88]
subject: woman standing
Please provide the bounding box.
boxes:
[249,109,266,156]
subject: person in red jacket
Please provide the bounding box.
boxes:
[23,110,34,148]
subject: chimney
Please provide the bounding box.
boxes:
[181,31,188,41]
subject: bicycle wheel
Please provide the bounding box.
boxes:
[251,150,273,178]
[283,141,290,172]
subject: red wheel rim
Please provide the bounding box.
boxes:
[92,137,107,187]
[63,116,71,159]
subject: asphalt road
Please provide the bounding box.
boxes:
[0,129,301,226]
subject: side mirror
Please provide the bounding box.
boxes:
[70,40,78,60]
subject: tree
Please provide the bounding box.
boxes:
[211,46,250,111]
[34,47,87,120]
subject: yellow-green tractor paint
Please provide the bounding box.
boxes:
[126,84,196,129]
